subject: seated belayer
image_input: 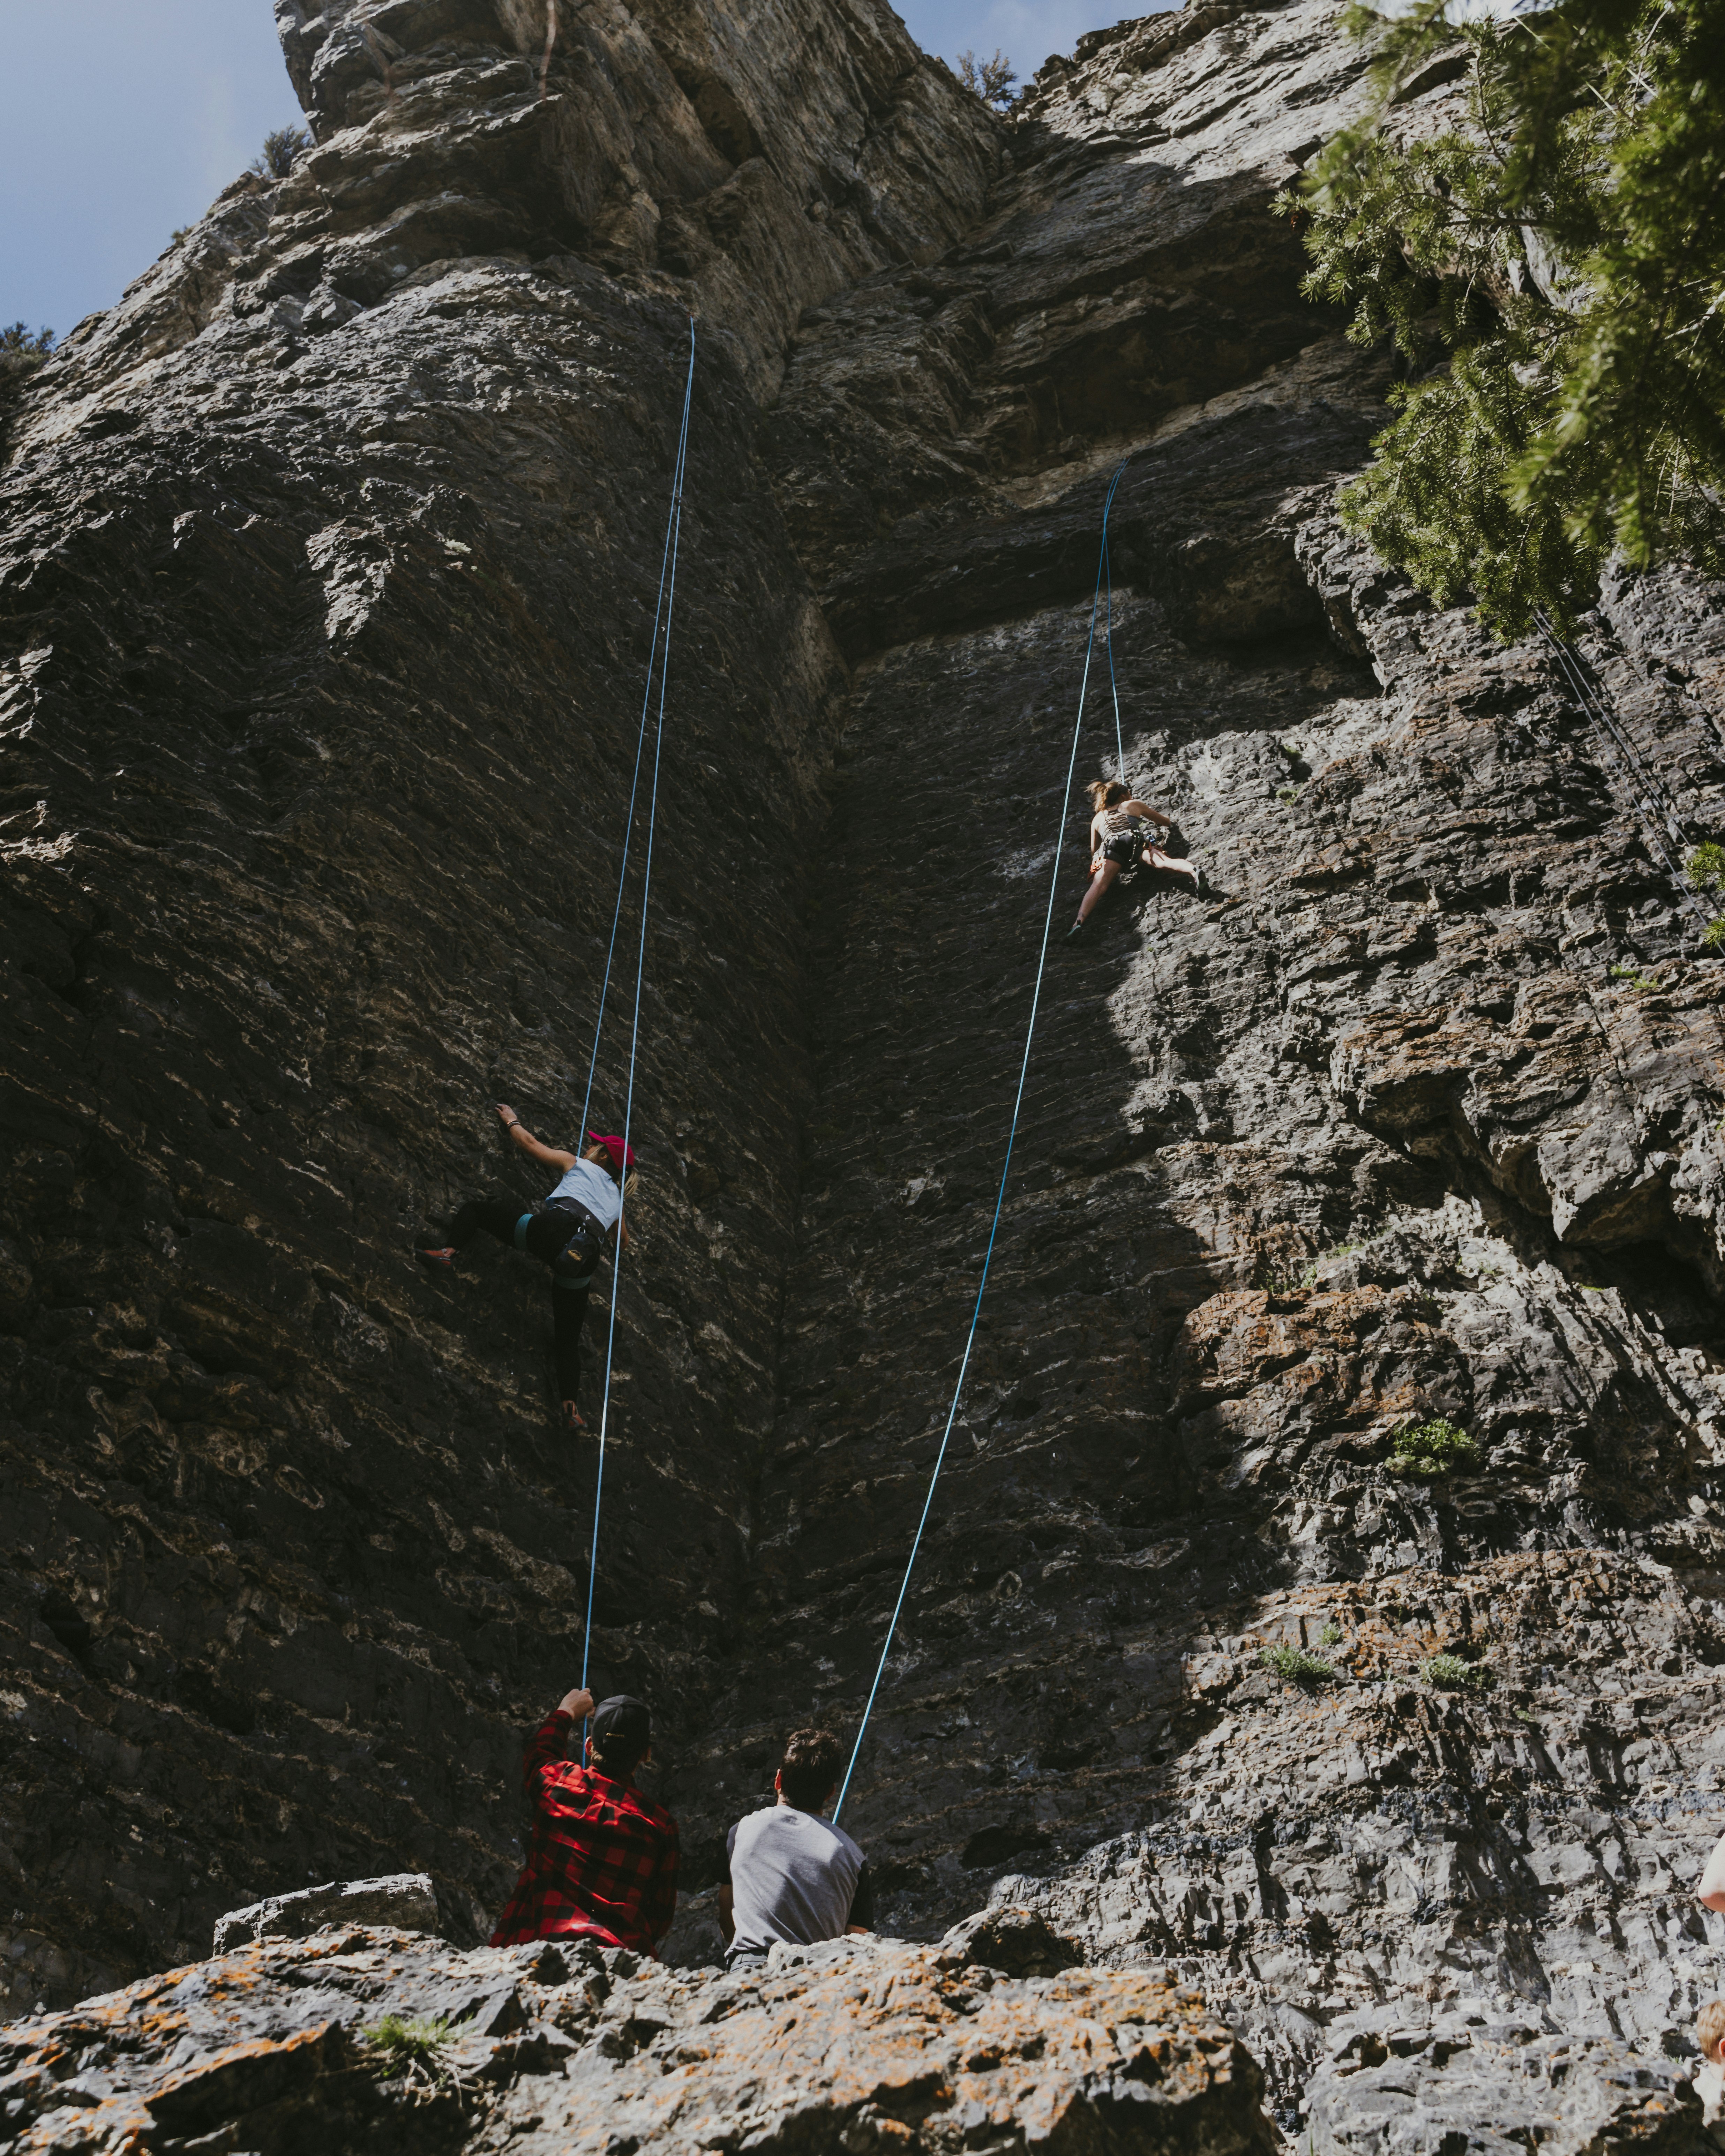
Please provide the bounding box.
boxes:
[1069,777,1203,938]
[720,1726,873,1971]
[490,1686,679,1956]
[418,1104,637,1432]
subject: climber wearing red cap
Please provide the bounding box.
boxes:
[417,1105,638,1433]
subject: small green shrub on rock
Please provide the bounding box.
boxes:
[1389,1418,1481,1477]
[363,2014,451,2082]
[249,125,311,180]
[1418,1652,1492,1692]
[1701,917,1725,952]
[956,48,1017,106]
[1259,1643,1336,1684]
[1,323,53,390]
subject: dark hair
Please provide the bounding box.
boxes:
[1087,778,1129,812]
[778,1727,844,1812]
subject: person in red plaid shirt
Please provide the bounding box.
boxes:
[490,1687,679,1954]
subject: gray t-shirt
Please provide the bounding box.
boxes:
[725,1804,871,1955]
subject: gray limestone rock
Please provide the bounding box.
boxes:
[1307,2015,1712,2156]
[0,1923,1277,2156]
[210,1871,440,1952]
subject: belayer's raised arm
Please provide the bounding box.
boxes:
[491,1688,679,1956]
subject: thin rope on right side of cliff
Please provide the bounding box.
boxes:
[578,318,696,1706]
[1532,608,1711,934]
[831,456,1129,1825]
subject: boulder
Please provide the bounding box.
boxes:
[1307,2014,1713,2156]
[211,1873,441,1954]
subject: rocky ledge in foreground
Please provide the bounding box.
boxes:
[0,1912,1274,2156]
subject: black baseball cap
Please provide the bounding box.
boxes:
[592,1694,651,1746]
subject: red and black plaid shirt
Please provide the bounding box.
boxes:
[489,1710,679,1955]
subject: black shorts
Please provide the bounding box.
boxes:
[1100,820,1149,870]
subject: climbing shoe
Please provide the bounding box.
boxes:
[417,1245,457,1270]
[1065,916,1087,940]
[561,1401,587,1433]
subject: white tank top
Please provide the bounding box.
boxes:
[547,1156,623,1230]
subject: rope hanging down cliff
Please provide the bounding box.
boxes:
[1532,608,1712,936]
[832,458,1132,1824]
[579,318,697,1698]
[575,324,697,1147]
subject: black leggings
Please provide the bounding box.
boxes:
[450,1200,599,1403]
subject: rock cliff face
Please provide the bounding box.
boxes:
[5,0,1725,2142]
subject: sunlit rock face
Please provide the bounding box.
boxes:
[7,0,1725,2141]
[0,1916,1284,2156]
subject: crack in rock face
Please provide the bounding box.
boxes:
[4,0,1725,2147]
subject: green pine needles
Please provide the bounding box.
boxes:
[1687,850,1725,945]
[1276,0,1725,638]
[1389,1417,1482,1476]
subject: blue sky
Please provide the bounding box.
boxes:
[0,0,1148,339]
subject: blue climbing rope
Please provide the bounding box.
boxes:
[575,325,699,1145]
[1100,460,1129,784]
[579,318,696,1699]
[832,455,1132,1822]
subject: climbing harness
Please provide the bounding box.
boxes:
[832,458,1131,1823]
[575,318,696,1704]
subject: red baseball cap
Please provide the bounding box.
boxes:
[587,1131,637,1169]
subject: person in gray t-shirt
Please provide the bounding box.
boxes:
[721,1728,874,1968]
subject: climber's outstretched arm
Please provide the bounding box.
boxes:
[496,1102,577,1171]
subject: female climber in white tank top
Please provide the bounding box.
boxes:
[1070,776,1203,937]
[415,1107,636,1435]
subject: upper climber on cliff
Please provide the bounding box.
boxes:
[417,1106,636,1433]
[1068,778,1204,937]
[490,1687,679,1955]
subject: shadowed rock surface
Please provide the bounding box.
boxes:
[6,0,1725,2143]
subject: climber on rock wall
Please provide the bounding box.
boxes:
[1068,777,1203,937]
[417,1108,636,1433]
[490,1687,680,1955]
[719,1727,874,1971]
